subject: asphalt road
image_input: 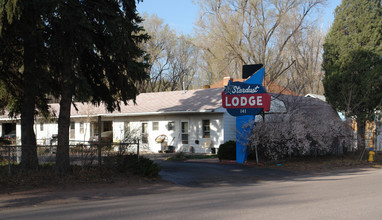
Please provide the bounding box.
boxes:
[2,161,382,219]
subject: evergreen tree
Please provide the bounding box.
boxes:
[323,0,382,149]
[44,0,149,173]
[0,0,52,170]
[1,0,148,173]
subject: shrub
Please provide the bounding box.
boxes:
[218,140,236,160]
[167,152,186,161]
[104,154,161,177]
[249,97,353,161]
[132,157,161,177]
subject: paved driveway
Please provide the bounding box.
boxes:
[157,160,299,186]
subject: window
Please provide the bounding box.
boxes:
[153,122,159,131]
[103,121,112,131]
[142,123,148,144]
[92,122,98,137]
[70,122,75,139]
[203,120,210,138]
[124,122,131,140]
[168,121,175,131]
[79,122,84,133]
[124,122,130,133]
[70,122,75,130]
[40,123,44,131]
[181,122,189,144]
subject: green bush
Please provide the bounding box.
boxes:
[104,154,161,177]
[218,140,236,160]
[132,157,161,177]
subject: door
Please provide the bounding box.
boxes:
[181,121,189,150]
[142,122,148,144]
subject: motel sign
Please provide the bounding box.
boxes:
[222,81,271,116]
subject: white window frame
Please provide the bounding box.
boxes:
[80,122,84,134]
[181,121,189,145]
[202,120,210,138]
[153,122,159,131]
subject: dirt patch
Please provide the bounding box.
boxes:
[262,155,382,172]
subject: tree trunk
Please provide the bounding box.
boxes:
[356,117,366,151]
[20,4,39,171]
[56,62,73,174]
[20,86,38,170]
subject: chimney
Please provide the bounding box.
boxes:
[182,81,187,93]
[223,77,233,86]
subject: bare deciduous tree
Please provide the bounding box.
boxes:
[283,21,325,95]
[194,0,326,94]
[139,14,199,92]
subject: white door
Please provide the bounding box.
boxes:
[141,122,148,145]
[180,121,189,151]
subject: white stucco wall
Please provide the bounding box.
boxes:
[33,119,94,145]
[216,107,236,143]
[107,113,225,153]
[35,122,58,145]
[73,121,93,143]
[16,123,21,145]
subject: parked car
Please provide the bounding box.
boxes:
[1,131,16,145]
[0,137,11,145]
[3,130,16,140]
[89,131,113,143]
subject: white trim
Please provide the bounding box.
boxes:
[0,118,20,121]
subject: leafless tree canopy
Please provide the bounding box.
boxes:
[138,15,199,92]
[194,0,326,94]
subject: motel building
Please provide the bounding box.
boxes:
[1,75,346,153]
[0,84,288,153]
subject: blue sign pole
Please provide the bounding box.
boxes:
[236,115,254,163]
[235,68,265,164]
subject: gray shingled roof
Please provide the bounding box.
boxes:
[47,88,225,117]
[1,88,338,120]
